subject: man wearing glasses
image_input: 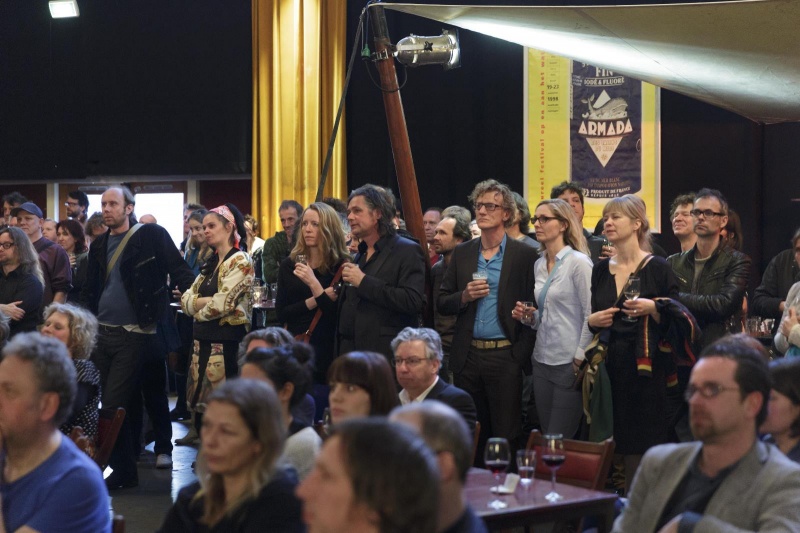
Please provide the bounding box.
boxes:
[65,190,89,224]
[438,179,537,462]
[614,334,800,532]
[667,188,750,348]
[391,327,476,429]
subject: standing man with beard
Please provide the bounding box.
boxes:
[431,211,472,380]
[65,190,90,224]
[262,199,302,284]
[81,186,195,489]
[613,335,800,532]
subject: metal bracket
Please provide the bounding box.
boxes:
[373,49,391,61]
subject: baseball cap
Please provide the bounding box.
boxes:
[10,202,44,219]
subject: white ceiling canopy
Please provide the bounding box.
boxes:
[380,0,800,124]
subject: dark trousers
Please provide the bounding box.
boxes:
[455,346,523,467]
[92,327,149,481]
[130,341,173,456]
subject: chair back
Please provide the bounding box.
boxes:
[525,429,615,491]
[95,407,126,470]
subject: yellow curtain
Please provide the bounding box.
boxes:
[252,0,348,237]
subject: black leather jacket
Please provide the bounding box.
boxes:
[667,244,751,348]
[752,248,800,320]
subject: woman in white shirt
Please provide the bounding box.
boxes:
[513,198,593,437]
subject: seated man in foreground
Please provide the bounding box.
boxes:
[391,401,488,533]
[391,327,477,429]
[614,334,800,533]
[0,332,110,533]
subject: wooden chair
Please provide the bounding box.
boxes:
[525,429,615,491]
[112,514,125,533]
[471,421,481,465]
[94,407,126,471]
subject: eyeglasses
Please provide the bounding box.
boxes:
[531,215,560,225]
[684,383,740,402]
[0,242,14,250]
[391,357,427,367]
[64,201,80,208]
[474,202,502,213]
[690,209,725,219]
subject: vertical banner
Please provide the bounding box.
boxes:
[525,49,661,232]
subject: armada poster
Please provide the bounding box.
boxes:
[525,49,661,231]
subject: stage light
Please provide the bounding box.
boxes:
[394,30,460,70]
[49,0,80,18]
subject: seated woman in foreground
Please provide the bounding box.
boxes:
[241,342,322,479]
[41,302,101,440]
[159,379,304,532]
[760,357,800,462]
[327,350,399,426]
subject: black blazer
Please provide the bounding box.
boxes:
[424,379,478,429]
[337,233,426,359]
[437,237,538,374]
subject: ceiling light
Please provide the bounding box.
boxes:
[394,30,460,70]
[49,0,80,18]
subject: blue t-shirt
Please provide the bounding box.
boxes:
[2,435,110,533]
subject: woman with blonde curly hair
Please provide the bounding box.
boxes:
[41,302,101,439]
[159,379,303,532]
[277,202,350,415]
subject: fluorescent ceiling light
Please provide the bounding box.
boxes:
[49,0,79,18]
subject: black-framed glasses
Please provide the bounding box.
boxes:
[532,215,561,225]
[391,357,427,367]
[690,209,725,219]
[0,242,14,250]
[474,202,502,213]
[684,383,740,402]
[64,201,80,208]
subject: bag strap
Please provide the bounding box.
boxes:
[105,224,143,281]
[536,248,575,322]
[613,254,652,307]
[303,263,346,338]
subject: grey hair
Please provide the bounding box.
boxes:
[0,226,44,285]
[391,401,473,484]
[468,179,517,229]
[1,332,76,427]
[42,303,98,360]
[238,327,294,366]
[390,327,443,363]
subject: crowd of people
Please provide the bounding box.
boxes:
[1,180,800,532]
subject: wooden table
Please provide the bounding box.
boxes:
[465,468,618,532]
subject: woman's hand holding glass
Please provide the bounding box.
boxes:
[621,297,657,320]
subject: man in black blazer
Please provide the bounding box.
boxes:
[391,327,477,429]
[438,180,538,458]
[338,185,426,360]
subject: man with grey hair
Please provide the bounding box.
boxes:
[391,401,488,533]
[262,199,303,283]
[439,179,537,458]
[391,327,476,429]
[0,332,110,532]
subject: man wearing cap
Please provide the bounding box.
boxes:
[12,201,72,306]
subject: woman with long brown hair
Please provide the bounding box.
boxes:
[276,202,350,417]
[55,218,89,304]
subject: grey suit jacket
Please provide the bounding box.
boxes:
[613,441,800,533]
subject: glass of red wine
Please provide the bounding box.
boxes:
[484,438,510,509]
[542,434,566,502]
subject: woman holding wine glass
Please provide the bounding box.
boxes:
[276,202,350,417]
[511,198,593,438]
[587,194,679,492]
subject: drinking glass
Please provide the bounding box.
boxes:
[251,285,264,308]
[542,434,566,502]
[516,449,536,490]
[622,276,641,323]
[521,301,537,327]
[472,270,488,282]
[484,438,510,509]
[296,254,307,265]
[269,283,278,307]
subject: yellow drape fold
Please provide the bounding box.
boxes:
[252,0,347,237]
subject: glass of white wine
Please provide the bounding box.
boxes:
[622,276,641,323]
[516,449,536,490]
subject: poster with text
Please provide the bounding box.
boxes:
[524,49,661,232]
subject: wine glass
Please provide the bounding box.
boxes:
[622,276,641,323]
[516,449,536,490]
[296,254,307,265]
[484,438,510,509]
[521,301,537,327]
[542,434,566,502]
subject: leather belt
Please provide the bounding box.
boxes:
[98,324,125,334]
[471,339,512,350]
